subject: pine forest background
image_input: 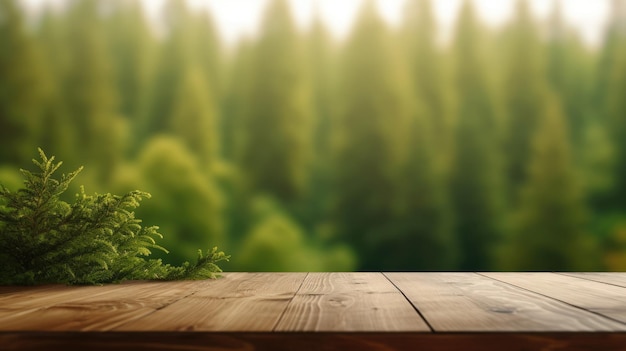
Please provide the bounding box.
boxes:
[2,0,626,272]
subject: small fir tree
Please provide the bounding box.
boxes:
[0,149,228,285]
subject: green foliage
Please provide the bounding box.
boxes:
[333,1,414,270]
[603,216,626,270]
[0,149,228,285]
[448,0,504,270]
[396,0,457,270]
[0,166,22,191]
[105,0,154,120]
[139,0,220,154]
[401,0,454,174]
[546,2,594,147]
[580,122,615,204]
[234,196,355,271]
[2,0,626,272]
[133,137,224,265]
[237,209,319,272]
[0,0,47,165]
[170,67,218,166]
[301,15,336,237]
[63,0,128,182]
[501,97,596,270]
[501,0,549,195]
[603,13,626,210]
[236,0,312,202]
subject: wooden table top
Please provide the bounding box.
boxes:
[1,272,626,350]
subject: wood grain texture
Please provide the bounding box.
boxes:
[114,273,307,331]
[0,283,134,309]
[2,272,626,351]
[2,332,626,351]
[0,282,158,328]
[0,285,60,297]
[386,272,625,331]
[482,272,626,326]
[274,272,429,331]
[560,273,626,288]
[0,280,208,331]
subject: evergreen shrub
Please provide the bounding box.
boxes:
[0,149,228,285]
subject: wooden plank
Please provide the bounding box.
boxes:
[0,283,157,327]
[114,272,307,331]
[3,332,626,351]
[274,272,429,332]
[0,284,132,309]
[560,273,626,288]
[0,280,209,331]
[386,272,625,332]
[483,272,626,326]
[0,285,60,297]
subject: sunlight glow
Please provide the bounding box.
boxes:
[21,0,610,46]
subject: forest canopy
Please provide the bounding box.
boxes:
[1,0,626,272]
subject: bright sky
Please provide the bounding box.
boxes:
[22,0,611,46]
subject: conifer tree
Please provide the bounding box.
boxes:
[170,67,218,166]
[333,0,414,269]
[140,0,193,141]
[401,0,454,174]
[501,0,549,196]
[303,14,336,232]
[546,1,593,147]
[599,0,626,209]
[394,113,457,269]
[105,0,154,120]
[0,149,228,285]
[0,0,46,165]
[235,0,312,202]
[140,0,220,166]
[597,0,626,118]
[395,0,457,269]
[503,96,596,270]
[308,13,335,158]
[221,39,254,161]
[190,10,222,99]
[37,5,69,84]
[36,7,77,167]
[448,0,504,270]
[63,0,127,183]
[217,39,257,252]
[546,1,610,208]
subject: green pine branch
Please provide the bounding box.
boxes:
[0,148,229,285]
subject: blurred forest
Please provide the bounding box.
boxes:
[1,0,626,271]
